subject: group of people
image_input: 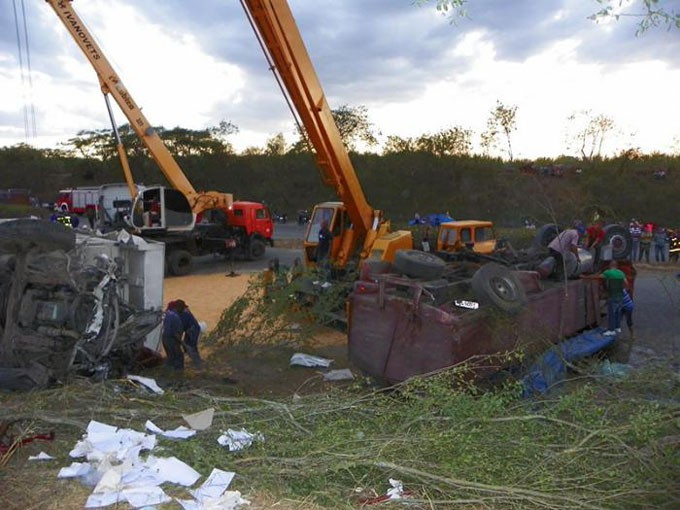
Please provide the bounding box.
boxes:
[161,299,204,372]
[547,221,635,337]
[629,220,677,263]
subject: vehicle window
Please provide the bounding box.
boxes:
[233,209,244,217]
[439,228,457,245]
[461,228,471,243]
[476,227,492,242]
[255,208,267,219]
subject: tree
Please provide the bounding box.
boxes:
[418,0,680,33]
[293,104,379,152]
[264,133,287,155]
[383,135,417,154]
[566,110,616,160]
[415,126,473,157]
[481,101,517,161]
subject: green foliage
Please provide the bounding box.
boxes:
[4,360,678,508]
[1,144,679,226]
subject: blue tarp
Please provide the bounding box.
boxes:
[522,328,617,396]
[408,213,454,227]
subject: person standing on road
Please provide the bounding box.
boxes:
[629,219,642,261]
[601,261,628,336]
[548,222,584,278]
[653,226,667,263]
[162,300,185,371]
[639,225,653,263]
[174,299,204,370]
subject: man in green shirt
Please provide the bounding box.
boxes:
[601,261,627,335]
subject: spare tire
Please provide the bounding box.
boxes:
[393,250,445,280]
[532,223,559,249]
[604,224,632,260]
[167,250,193,276]
[0,218,75,253]
[471,263,527,314]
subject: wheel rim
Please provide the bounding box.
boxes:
[490,276,518,302]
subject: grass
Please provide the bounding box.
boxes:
[1,358,679,509]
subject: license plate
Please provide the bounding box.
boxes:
[454,299,479,310]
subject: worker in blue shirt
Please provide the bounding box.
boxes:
[161,301,185,371]
[174,299,204,370]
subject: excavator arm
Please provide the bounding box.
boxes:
[45,0,233,220]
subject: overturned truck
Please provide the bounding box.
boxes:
[347,224,635,384]
[0,219,164,390]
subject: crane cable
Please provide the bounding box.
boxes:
[12,0,37,141]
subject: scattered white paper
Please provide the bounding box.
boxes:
[387,478,405,500]
[28,451,55,461]
[59,419,249,510]
[147,455,202,486]
[183,408,215,431]
[190,468,235,501]
[217,428,264,452]
[289,353,333,368]
[145,420,196,440]
[127,375,165,395]
[58,461,93,478]
[323,368,354,381]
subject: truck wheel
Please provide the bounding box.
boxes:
[393,249,445,280]
[248,239,266,261]
[0,218,76,253]
[532,223,559,249]
[168,250,193,276]
[604,224,632,260]
[471,263,527,314]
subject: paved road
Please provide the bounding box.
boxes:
[188,223,306,275]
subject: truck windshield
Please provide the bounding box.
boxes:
[306,207,335,244]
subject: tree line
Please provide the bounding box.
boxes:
[1,141,678,228]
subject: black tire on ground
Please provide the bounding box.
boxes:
[471,263,528,314]
[167,250,193,276]
[532,223,559,249]
[393,249,445,280]
[0,218,75,253]
[248,239,266,261]
[604,224,632,260]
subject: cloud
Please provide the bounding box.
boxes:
[0,0,678,157]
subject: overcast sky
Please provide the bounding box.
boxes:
[1,0,678,159]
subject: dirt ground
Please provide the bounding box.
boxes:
[161,272,350,397]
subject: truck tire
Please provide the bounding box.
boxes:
[0,218,76,253]
[604,224,632,260]
[471,263,527,315]
[393,249,445,280]
[168,250,193,276]
[532,223,559,249]
[248,239,266,261]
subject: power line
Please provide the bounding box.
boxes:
[12,0,37,142]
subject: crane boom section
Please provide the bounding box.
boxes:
[46,0,232,214]
[243,0,375,238]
